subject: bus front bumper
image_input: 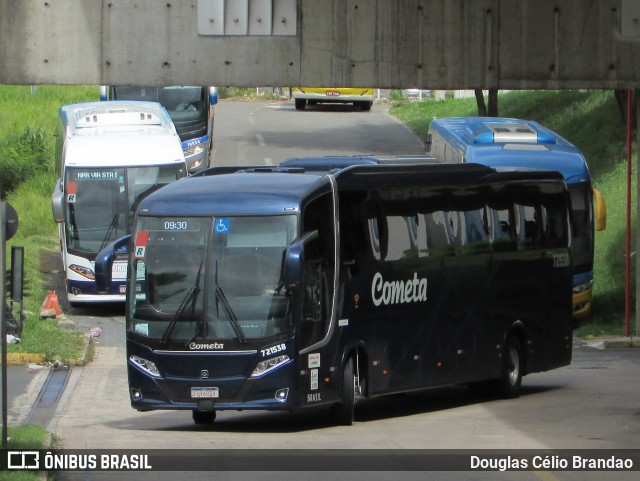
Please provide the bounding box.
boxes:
[127,359,298,412]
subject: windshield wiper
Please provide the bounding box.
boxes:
[98,214,120,253]
[212,260,246,344]
[67,203,79,240]
[161,262,203,344]
[212,286,246,344]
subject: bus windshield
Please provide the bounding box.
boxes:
[111,86,208,141]
[129,215,298,343]
[64,165,186,256]
[568,185,593,272]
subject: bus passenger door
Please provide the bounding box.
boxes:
[297,192,336,405]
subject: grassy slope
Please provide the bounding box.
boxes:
[2,86,96,362]
[390,90,635,335]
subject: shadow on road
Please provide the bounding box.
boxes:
[104,383,560,434]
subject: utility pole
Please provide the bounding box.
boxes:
[1,200,8,446]
[636,90,640,337]
[1,197,19,447]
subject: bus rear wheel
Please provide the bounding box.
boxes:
[495,336,523,399]
[192,409,216,424]
[295,99,306,110]
[331,357,356,426]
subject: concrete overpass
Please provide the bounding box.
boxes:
[2,0,640,89]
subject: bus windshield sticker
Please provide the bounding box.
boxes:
[66,181,77,203]
[214,218,230,234]
[308,353,320,369]
[134,231,149,259]
[134,323,149,336]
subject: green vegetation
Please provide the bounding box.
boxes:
[1,85,96,363]
[390,90,635,335]
[0,425,50,481]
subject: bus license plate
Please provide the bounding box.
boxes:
[326,90,340,96]
[191,387,219,399]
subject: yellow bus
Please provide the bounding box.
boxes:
[292,87,373,111]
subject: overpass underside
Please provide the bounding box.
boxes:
[2,0,640,89]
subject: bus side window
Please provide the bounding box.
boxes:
[544,204,568,248]
[366,208,388,261]
[339,192,371,276]
[517,204,542,249]
[460,209,490,254]
[490,207,516,251]
[368,217,382,260]
[386,214,418,261]
[446,211,462,246]
[425,211,454,255]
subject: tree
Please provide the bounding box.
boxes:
[474,88,499,117]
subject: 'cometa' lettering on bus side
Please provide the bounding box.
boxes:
[371,272,428,307]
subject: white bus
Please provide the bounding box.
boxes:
[51,101,187,305]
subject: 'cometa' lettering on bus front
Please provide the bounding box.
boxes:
[189,342,224,350]
[371,272,428,307]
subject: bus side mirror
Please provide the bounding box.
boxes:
[284,230,318,289]
[51,179,64,223]
[209,87,218,106]
[95,235,131,292]
[593,188,606,231]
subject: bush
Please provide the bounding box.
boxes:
[0,126,50,198]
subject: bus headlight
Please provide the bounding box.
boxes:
[69,264,96,280]
[251,355,290,378]
[573,280,594,293]
[129,355,161,378]
[69,264,95,280]
[184,144,204,158]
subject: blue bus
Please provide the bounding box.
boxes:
[95,160,572,425]
[100,86,218,174]
[426,117,606,320]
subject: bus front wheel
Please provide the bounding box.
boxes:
[192,409,216,424]
[331,357,356,426]
[495,336,523,399]
[295,99,306,110]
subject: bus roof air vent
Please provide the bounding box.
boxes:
[473,122,556,145]
[74,109,163,128]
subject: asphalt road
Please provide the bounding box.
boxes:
[209,98,427,166]
[9,99,640,481]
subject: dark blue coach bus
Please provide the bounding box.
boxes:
[95,161,573,425]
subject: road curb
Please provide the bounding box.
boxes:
[6,352,46,365]
[581,336,640,349]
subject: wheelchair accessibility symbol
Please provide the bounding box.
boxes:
[215,218,230,234]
